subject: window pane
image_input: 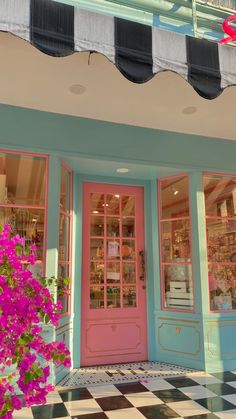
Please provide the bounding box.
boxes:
[0,153,46,206]
[106,287,120,308]
[123,262,136,284]
[59,214,70,262]
[91,239,104,260]
[90,286,104,309]
[107,239,120,259]
[208,265,236,310]
[122,240,135,260]
[60,167,70,212]
[0,207,45,261]
[163,264,193,309]
[207,219,236,262]
[204,175,236,218]
[160,176,189,219]
[161,220,191,262]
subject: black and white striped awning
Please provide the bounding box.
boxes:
[1,0,236,100]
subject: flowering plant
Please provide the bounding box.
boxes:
[0,225,71,419]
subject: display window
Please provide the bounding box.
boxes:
[204,173,236,311]
[158,175,194,311]
[0,151,48,276]
[58,162,73,315]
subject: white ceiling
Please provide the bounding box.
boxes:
[1,32,236,141]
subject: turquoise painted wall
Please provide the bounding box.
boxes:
[1,104,236,373]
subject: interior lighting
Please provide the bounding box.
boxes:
[116,168,129,173]
[69,84,86,95]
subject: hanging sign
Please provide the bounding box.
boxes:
[219,14,236,45]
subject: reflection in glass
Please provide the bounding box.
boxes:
[60,167,70,212]
[163,264,193,309]
[107,240,119,259]
[59,214,70,261]
[91,193,104,215]
[123,287,136,307]
[90,239,104,259]
[106,287,120,308]
[122,196,135,216]
[122,240,135,259]
[90,287,104,309]
[106,194,120,215]
[91,216,104,237]
[204,175,236,218]
[207,219,236,262]
[0,153,46,206]
[160,176,189,219]
[123,263,136,283]
[106,262,120,283]
[161,220,191,262]
[122,217,135,238]
[0,207,44,261]
[107,217,120,237]
[58,263,69,278]
[90,262,104,284]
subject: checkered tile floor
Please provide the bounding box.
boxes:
[13,371,236,418]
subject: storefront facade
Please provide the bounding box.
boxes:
[2,0,236,384]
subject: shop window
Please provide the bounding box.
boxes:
[58,163,72,315]
[204,174,236,311]
[0,151,47,276]
[159,175,194,311]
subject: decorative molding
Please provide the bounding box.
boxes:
[158,322,201,355]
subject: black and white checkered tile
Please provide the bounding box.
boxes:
[13,370,236,418]
[57,362,196,388]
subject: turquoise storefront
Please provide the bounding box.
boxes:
[1,0,236,384]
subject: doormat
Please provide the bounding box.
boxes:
[57,361,198,388]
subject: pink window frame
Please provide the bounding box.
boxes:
[58,161,73,317]
[0,149,49,276]
[158,173,195,313]
[203,171,236,313]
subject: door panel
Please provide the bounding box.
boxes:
[81,182,147,366]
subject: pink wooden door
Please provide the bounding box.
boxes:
[81,182,147,366]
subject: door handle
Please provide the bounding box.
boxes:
[139,250,146,283]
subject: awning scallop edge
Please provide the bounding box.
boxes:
[1,0,236,100]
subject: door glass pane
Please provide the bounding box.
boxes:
[106,194,120,215]
[123,262,136,284]
[0,153,46,206]
[122,196,135,216]
[91,193,104,214]
[107,262,120,284]
[90,239,104,259]
[123,287,136,307]
[106,287,120,308]
[122,240,135,260]
[90,262,104,284]
[122,217,135,238]
[107,239,120,259]
[91,216,104,237]
[90,287,104,309]
[107,217,120,237]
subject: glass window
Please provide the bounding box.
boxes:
[0,152,47,276]
[204,174,236,311]
[159,175,194,311]
[58,163,72,315]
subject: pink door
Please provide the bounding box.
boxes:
[81,182,147,366]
